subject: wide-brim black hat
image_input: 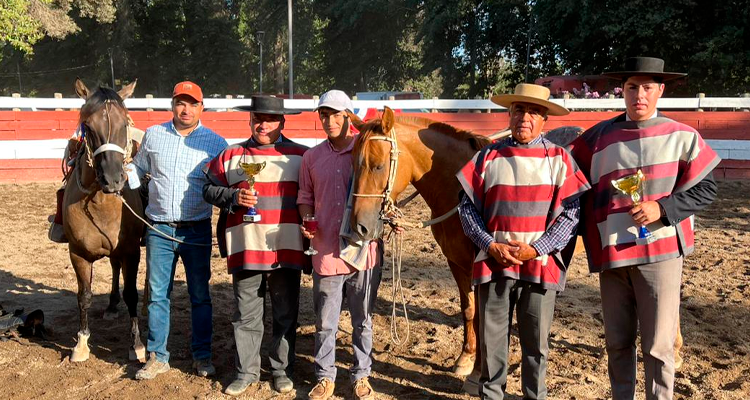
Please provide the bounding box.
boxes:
[602,57,686,81]
[235,95,301,114]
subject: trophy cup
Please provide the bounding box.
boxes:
[611,169,656,245]
[239,161,266,223]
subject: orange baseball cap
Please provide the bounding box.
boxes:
[172,81,203,103]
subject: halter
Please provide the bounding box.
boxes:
[76,100,133,194]
[351,128,402,223]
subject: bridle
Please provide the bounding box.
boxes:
[76,100,133,194]
[351,128,402,224]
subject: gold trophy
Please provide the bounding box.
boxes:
[239,161,266,222]
[611,169,656,245]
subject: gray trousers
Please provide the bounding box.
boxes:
[600,257,683,400]
[231,268,301,383]
[477,278,557,400]
[312,266,381,383]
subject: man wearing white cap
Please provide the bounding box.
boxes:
[298,90,381,400]
[457,83,590,399]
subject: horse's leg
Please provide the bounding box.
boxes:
[103,259,121,320]
[141,265,150,317]
[70,251,93,362]
[120,252,146,362]
[447,259,477,377]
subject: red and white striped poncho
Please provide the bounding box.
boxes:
[204,139,309,273]
[457,139,590,290]
[569,115,721,272]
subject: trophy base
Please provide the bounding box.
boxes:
[243,214,261,223]
[635,236,656,245]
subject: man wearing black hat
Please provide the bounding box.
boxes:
[202,95,309,396]
[568,57,720,400]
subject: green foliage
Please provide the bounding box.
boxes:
[2,0,749,97]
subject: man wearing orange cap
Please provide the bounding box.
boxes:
[128,81,228,381]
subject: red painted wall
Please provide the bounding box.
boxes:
[2,110,750,182]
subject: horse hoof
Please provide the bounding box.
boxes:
[130,345,146,363]
[70,349,90,363]
[453,353,476,376]
[103,309,119,320]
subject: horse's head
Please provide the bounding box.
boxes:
[75,78,137,193]
[349,107,405,240]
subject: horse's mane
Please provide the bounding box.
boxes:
[78,87,126,125]
[354,115,490,163]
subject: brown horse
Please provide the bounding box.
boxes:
[348,107,489,376]
[63,79,145,362]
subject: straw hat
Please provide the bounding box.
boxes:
[491,83,569,116]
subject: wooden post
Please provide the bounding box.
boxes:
[54,93,63,111]
[697,92,705,112]
[743,93,750,112]
[145,94,154,112]
[431,96,438,113]
[225,94,233,111]
[11,93,21,112]
[607,94,615,112]
[351,95,358,101]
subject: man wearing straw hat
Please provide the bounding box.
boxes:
[568,57,720,399]
[457,83,590,399]
[202,95,308,396]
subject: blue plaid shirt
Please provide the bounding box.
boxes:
[457,135,580,257]
[131,121,228,222]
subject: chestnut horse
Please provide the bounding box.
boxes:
[348,107,489,376]
[63,79,145,362]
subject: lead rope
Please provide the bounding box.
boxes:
[115,193,214,247]
[387,228,409,346]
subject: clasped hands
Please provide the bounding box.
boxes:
[488,240,538,267]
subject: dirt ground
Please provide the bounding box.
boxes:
[0,182,748,400]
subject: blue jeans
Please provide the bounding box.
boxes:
[145,220,213,363]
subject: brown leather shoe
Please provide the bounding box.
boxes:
[308,378,334,400]
[352,377,375,400]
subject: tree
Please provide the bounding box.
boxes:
[0,0,115,55]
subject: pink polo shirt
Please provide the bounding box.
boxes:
[297,137,379,276]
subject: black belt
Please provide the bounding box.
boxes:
[156,219,209,229]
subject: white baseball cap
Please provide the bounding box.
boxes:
[315,90,353,112]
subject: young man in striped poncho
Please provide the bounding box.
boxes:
[202,95,309,396]
[568,57,720,400]
[457,83,591,399]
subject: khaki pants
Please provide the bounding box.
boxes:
[600,257,683,400]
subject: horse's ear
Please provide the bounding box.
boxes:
[118,79,137,100]
[347,110,365,131]
[381,106,395,134]
[74,78,89,99]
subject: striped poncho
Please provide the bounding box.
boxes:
[569,115,721,273]
[457,138,590,291]
[204,139,308,273]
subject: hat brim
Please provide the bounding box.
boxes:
[601,71,686,81]
[314,105,349,112]
[490,94,570,116]
[234,105,301,115]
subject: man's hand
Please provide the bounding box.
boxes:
[507,240,539,261]
[236,188,258,208]
[488,242,522,267]
[629,200,662,226]
[299,225,315,240]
